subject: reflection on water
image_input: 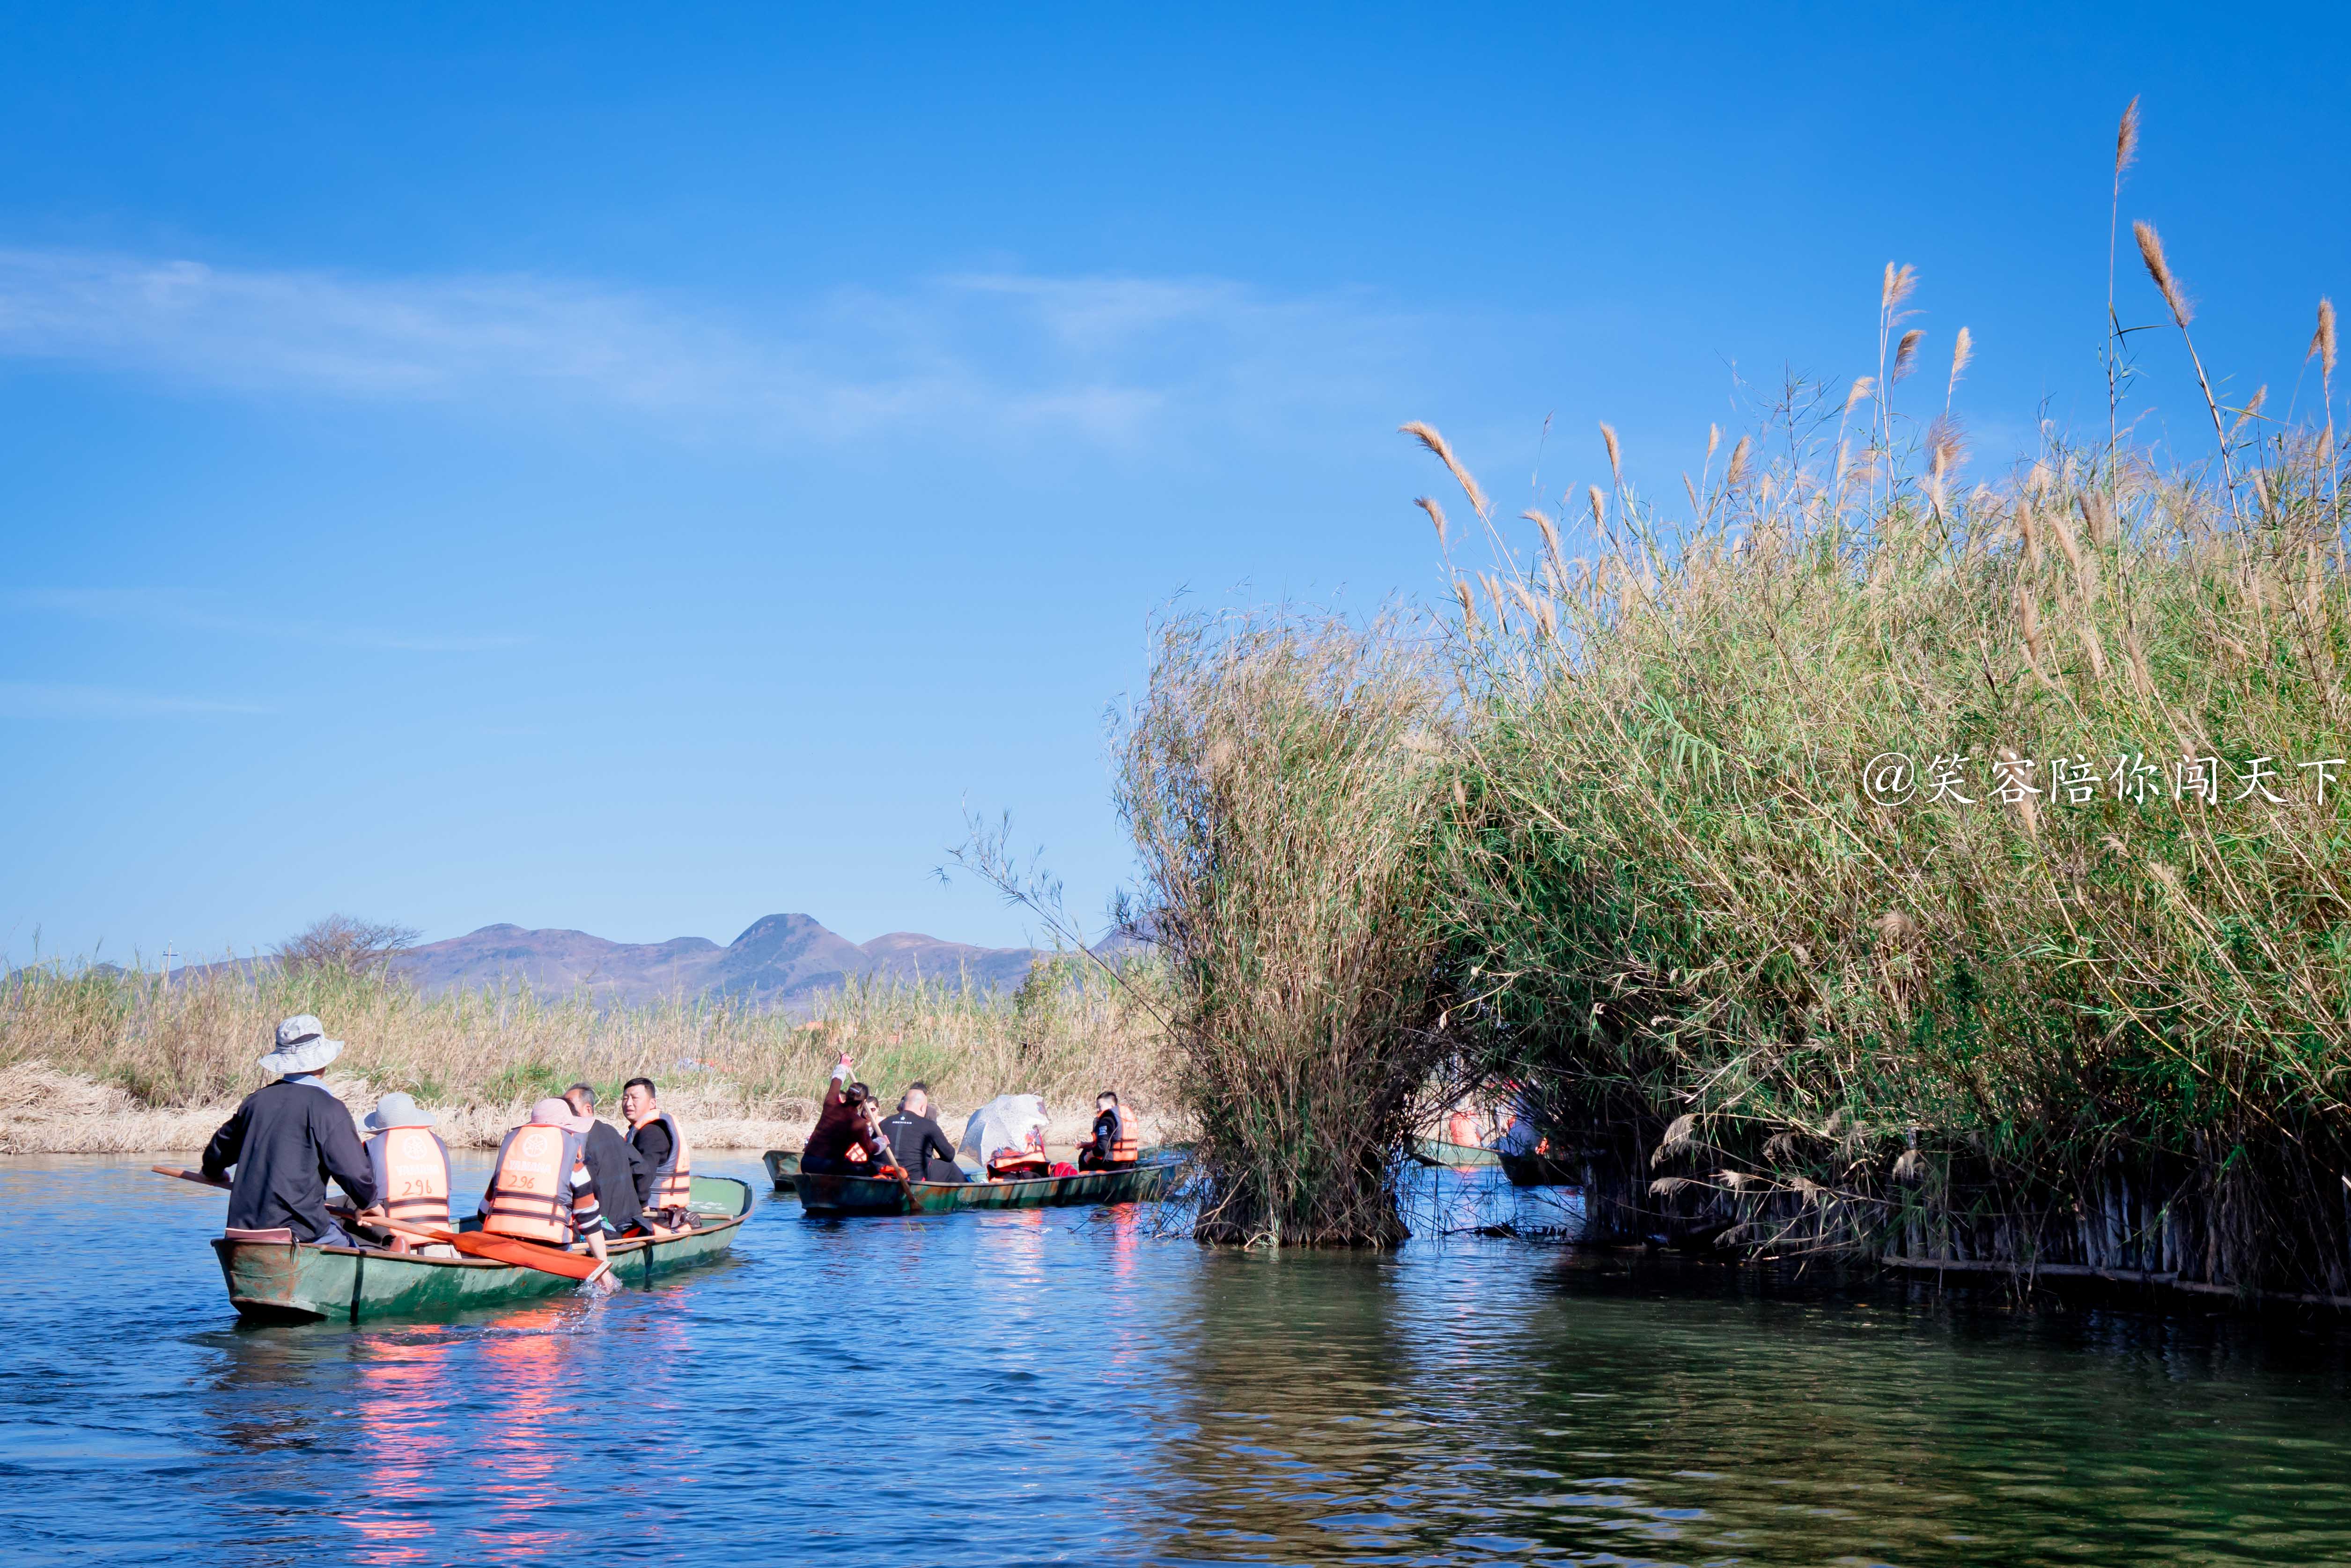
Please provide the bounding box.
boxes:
[8,1155,2351,1565]
[347,1328,454,1563]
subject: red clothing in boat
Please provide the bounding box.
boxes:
[805,1080,889,1165]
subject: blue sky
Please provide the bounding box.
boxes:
[4,3,2346,964]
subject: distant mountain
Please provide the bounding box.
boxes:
[390,913,1059,1009]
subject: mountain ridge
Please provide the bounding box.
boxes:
[389,913,1061,1009]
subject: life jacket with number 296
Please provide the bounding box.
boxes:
[481,1124,589,1244]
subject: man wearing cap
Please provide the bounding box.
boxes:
[200,1015,377,1246]
[355,1092,455,1249]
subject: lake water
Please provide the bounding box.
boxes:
[8,1155,2351,1565]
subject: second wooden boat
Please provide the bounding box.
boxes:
[1407,1135,1501,1168]
[1498,1149,1582,1188]
[794,1157,1176,1216]
[761,1148,801,1189]
[213,1175,754,1323]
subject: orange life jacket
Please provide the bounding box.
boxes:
[366,1126,452,1229]
[481,1124,587,1244]
[630,1109,693,1208]
[1108,1137,1140,1163]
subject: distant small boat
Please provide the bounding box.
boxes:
[793,1157,1177,1216]
[213,1176,754,1323]
[1498,1149,1581,1188]
[1407,1136,1501,1168]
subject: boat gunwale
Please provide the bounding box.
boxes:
[791,1157,1175,1215]
[1408,1136,1502,1166]
[212,1175,755,1273]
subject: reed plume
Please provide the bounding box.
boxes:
[2317,298,2341,528]
[1399,421,1489,520]
[1892,329,1925,383]
[1882,261,1918,314]
[1416,495,1450,552]
[1600,422,1624,489]
[2106,96,2144,463]
[1946,326,1973,406]
[1522,508,1566,581]
[1723,434,1753,490]
[2134,220,2191,327]
[2133,220,2233,481]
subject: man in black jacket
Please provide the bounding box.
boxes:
[878,1082,966,1183]
[201,1015,376,1244]
[564,1082,653,1234]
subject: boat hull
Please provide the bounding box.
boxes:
[211,1175,754,1323]
[1407,1136,1500,1168]
[794,1159,1175,1217]
[761,1148,801,1190]
[1497,1150,1581,1188]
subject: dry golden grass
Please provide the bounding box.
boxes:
[0,957,1174,1153]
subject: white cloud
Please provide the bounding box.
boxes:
[0,248,1443,447]
[0,681,269,718]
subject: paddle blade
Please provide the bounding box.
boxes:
[445,1230,609,1281]
[153,1165,230,1191]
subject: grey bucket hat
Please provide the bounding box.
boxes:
[258,1014,344,1077]
[362,1091,433,1132]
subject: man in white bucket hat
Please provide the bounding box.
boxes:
[201,1015,377,1246]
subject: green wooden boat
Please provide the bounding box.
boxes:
[794,1158,1176,1217]
[212,1175,754,1323]
[1407,1135,1501,1168]
[761,1148,801,1189]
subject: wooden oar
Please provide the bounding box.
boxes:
[152,1166,611,1284]
[354,1214,613,1284]
[883,1161,918,1212]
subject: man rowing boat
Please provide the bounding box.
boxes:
[201,1016,378,1246]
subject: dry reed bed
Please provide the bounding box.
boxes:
[1118,110,2351,1270]
[1416,247,2346,1288]
[1114,613,1453,1245]
[0,959,1174,1153]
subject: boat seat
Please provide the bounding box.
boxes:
[222,1226,296,1244]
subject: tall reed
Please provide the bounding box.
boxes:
[1113,611,1452,1245]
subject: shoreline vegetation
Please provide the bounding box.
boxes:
[0,955,1174,1155]
[1116,106,2351,1279]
